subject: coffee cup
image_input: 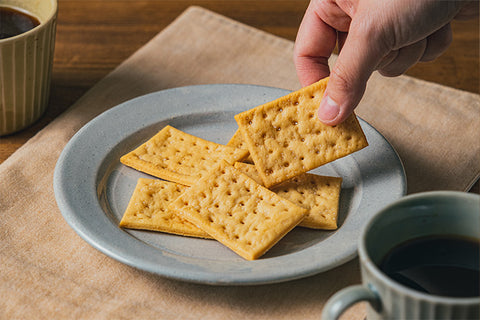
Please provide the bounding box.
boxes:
[0,0,57,136]
[322,191,480,320]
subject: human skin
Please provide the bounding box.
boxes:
[294,0,479,125]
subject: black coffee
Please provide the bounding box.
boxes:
[378,235,480,298]
[0,6,40,39]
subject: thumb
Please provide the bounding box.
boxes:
[318,23,386,125]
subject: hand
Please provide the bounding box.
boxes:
[294,0,479,125]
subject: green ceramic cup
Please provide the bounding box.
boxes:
[322,191,480,320]
[0,0,57,136]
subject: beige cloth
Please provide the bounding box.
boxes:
[0,6,479,319]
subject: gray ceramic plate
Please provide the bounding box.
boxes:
[54,84,406,285]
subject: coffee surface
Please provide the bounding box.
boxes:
[379,235,480,298]
[0,6,40,39]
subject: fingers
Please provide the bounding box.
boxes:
[421,23,452,61]
[318,19,389,125]
[321,20,453,125]
[378,38,427,77]
[294,1,338,87]
[294,0,354,87]
[377,23,451,77]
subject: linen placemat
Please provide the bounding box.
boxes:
[0,6,479,319]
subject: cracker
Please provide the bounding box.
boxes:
[234,77,368,187]
[168,161,307,260]
[274,174,342,230]
[119,178,211,238]
[235,163,342,229]
[227,129,252,163]
[120,125,249,186]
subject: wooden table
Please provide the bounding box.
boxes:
[1,0,479,191]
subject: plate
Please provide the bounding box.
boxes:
[54,84,406,285]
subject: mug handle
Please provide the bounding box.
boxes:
[321,284,382,320]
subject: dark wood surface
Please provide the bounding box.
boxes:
[1,0,478,190]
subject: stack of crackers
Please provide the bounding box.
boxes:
[118,78,368,260]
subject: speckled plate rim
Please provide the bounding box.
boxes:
[53,84,406,285]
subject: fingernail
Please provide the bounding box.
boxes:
[318,95,340,122]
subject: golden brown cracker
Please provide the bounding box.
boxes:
[227,129,253,163]
[235,163,342,229]
[234,78,368,187]
[119,178,211,238]
[168,161,307,260]
[120,125,249,186]
[274,174,342,230]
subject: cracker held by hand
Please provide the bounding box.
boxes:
[120,125,249,186]
[234,78,368,187]
[119,178,211,238]
[234,162,342,230]
[168,161,307,260]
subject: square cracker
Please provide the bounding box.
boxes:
[168,161,307,260]
[234,162,342,230]
[119,178,211,238]
[234,77,368,187]
[274,173,342,230]
[227,129,252,163]
[120,125,249,186]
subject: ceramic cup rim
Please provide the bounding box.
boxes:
[359,190,480,305]
[0,0,58,43]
